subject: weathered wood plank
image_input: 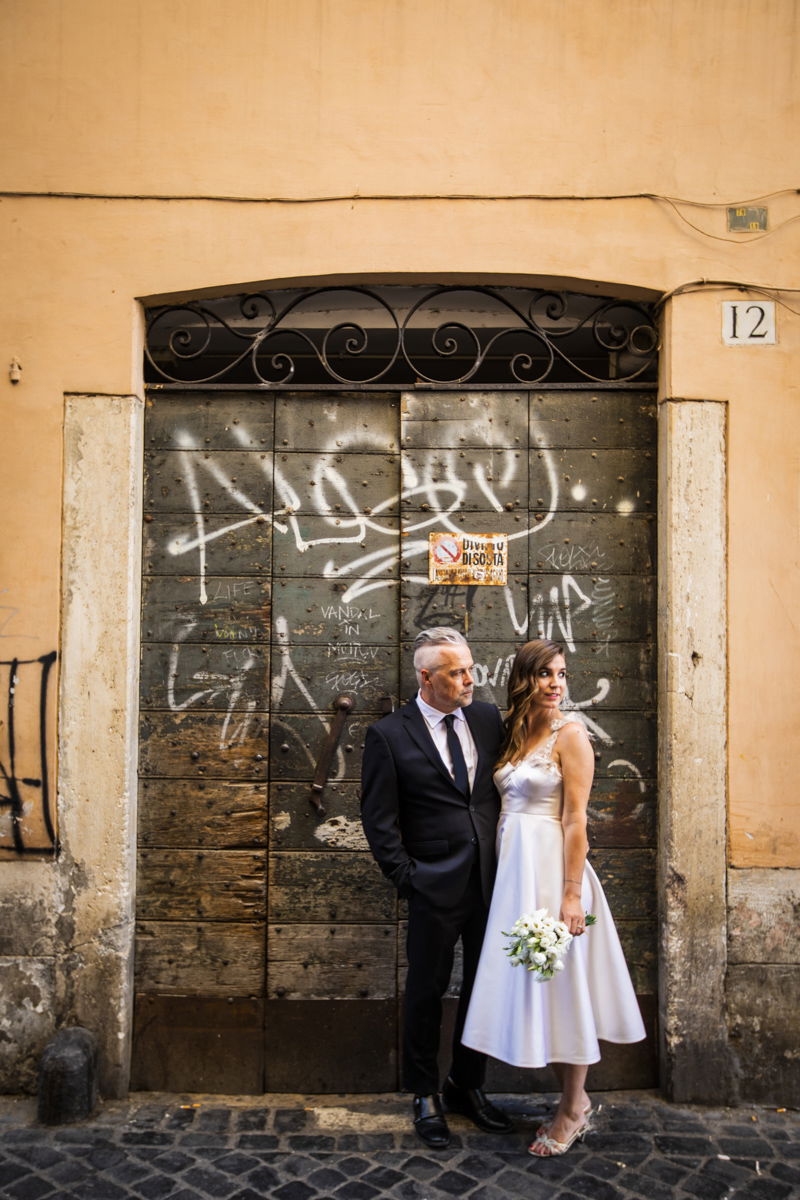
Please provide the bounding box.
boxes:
[267,924,395,999]
[135,921,264,993]
[140,642,269,711]
[137,849,266,920]
[139,709,269,779]
[144,450,274,513]
[269,852,396,922]
[399,576,654,647]
[138,779,266,849]
[529,448,656,513]
[141,575,270,643]
[401,449,655,515]
[530,390,657,450]
[268,712,376,782]
[270,640,397,713]
[588,777,656,849]
[584,711,657,780]
[399,582,528,645]
[271,516,399,578]
[275,452,400,514]
[267,961,392,1002]
[263,998,397,1091]
[401,447,529,511]
[400,510,533,572]
[275,394,399,452]
[401,390,528,448]
[531,512,656,573]
[272,577,396,643]
[269,782,364,851]
[145,392,276,450]
[566,640,656,702]
[615,921,657,994]
[131,995,265,1093]
[143,513,273,576]
[526,573,655,645]
[590,849,656,919]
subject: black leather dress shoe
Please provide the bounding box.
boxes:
[413,1093,450,1148]
[442,1077,514,1133]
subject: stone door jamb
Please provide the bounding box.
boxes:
[657,396,733,1102]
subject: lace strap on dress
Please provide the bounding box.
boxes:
[543,716,576,758]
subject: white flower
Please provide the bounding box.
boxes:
[502,906,591,981]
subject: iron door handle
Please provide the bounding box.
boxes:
[309,694,355,815]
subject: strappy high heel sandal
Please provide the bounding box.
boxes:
[535,1100,591,1141]
[528,1111,592,1157]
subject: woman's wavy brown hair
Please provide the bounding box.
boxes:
[497,639,565,768]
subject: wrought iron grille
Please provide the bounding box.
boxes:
[145,285,658,388]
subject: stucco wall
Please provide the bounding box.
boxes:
[0,0,798,1100]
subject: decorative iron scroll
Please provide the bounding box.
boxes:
[145,285,658,387]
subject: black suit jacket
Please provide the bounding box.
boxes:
[360,699,504,907]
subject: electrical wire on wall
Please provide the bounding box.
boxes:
[5,186,798,315]
[655,280,800,317]
[2,186,800,244]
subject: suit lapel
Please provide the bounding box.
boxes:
[401,700,456,788]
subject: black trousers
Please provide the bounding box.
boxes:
[402,866,489,1095]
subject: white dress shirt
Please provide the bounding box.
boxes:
[415,693,478,790]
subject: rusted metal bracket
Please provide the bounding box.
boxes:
[309,694,355,815]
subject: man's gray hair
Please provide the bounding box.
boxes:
[413,627,468,683]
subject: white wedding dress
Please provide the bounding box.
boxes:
[462,719,646,1067]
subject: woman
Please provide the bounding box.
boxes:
[461,639,645,1157]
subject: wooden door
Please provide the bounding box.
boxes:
[132,387,657,1093]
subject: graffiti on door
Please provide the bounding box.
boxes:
[144,401,652,780]
[134,388,657,1093]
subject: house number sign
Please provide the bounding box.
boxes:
[722,300,776,345]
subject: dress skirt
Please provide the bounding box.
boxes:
[461,810,646,1067]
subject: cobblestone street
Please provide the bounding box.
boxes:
[0,1091,797,1200]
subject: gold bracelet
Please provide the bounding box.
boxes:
[564,878,582,884]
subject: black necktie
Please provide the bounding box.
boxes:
[444,713,470,795]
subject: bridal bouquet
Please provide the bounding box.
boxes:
[503,909,597,981]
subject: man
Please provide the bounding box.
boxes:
[360,627,513,1148]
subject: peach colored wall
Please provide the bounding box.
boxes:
[668,291,800,868]
[1,0,798,865]
[3,0,799,199]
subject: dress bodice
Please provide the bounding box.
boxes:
[493,719,574,819]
